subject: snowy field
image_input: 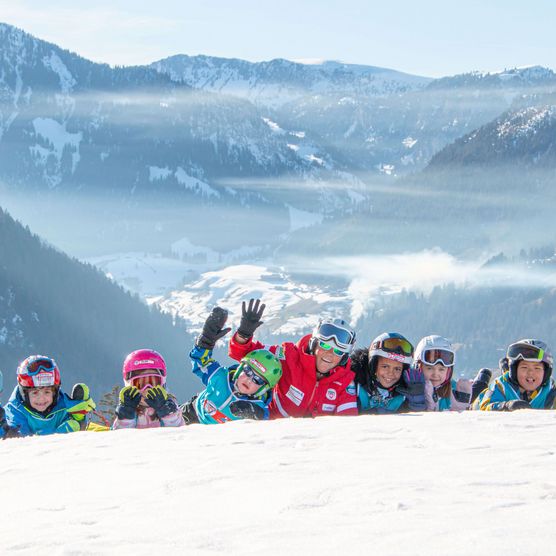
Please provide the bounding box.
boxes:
[2,412,556,555]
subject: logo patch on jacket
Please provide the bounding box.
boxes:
[276,346,286,360]
[322,404,335,412]
[203,399,217,415]
[326,388,337,401]
[346,382,356,396]
[286,385,304,406]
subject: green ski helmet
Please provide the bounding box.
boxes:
[233,349,283,397]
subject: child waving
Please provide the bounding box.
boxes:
[181,307,282,424]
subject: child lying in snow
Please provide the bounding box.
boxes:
[113,349,185,429]
[181,307,282,424]
[414,335,475,411]
[4,355,95,437]
[474,339,556,411]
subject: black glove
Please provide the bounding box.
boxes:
[180,397,200,425]
[0,406,20,439]
[196,307,231,350]
[471,368,492,403]
[501,399,530,411]
[237,298,265,340]
[144,386,178,419]
[115,386,142,420]
[229,400,266,420]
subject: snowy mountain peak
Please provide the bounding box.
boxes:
[151,54,432,108]
[490,65,556,82]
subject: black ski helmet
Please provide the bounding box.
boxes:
[507,339,553,387]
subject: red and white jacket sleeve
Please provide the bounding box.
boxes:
[229,333,271,361]
[335,381,358,415]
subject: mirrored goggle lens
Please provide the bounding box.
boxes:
[317,323,354,348]
[507,343,543,362]
[380,338,413,357]
[422,349,455,367]
[319,341,345,357]
[241,365,267,387]
[130,375,163,391]
[26,358,55,375]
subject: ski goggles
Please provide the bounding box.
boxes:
[239,364,268,387]
[506,342,551,364]
[318,340,345,357]
[315,323,355,351]
[421,348,455,367]
[126,369,165,392]
[25,357,57,375]
[372,337,414,357]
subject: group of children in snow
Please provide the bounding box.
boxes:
[0,297,554,438]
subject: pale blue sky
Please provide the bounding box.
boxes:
[1,0,555,77]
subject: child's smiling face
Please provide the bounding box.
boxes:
[516,360,544,392]
[422,362,451,387]
[375,357,403,389]
[28,386,56,412]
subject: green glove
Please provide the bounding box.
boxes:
[144,386,178,418]
[116,386,142,420]
[68,383,96,422]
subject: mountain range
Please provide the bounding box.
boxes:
[1,21,556,259]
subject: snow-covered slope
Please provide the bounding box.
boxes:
[427,104,556,169]
[150,264,350,338]
[2,412,555,555]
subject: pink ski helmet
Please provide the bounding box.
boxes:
[122,349,167,386]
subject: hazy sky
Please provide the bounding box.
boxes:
[1,0,555,77]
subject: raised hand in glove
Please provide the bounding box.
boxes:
[237,298,266,340]
[501,399,530,411]
[115,385,142,420]
[196,306,231,349]
[67,383,96,422]
[144,386,178,419]
[0,406,20,439]
[399,367,426,411]
[229,400,266,420]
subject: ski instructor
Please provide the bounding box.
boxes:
[228,298,358,418]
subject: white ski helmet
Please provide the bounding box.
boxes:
[414,335,456,386]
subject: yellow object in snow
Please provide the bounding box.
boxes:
[87,422,111,432]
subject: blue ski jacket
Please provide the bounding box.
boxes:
[3,387,84,437]
[357,383,407,414]
[473,372,556,411]
[190,346,271,424]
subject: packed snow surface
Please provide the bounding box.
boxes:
[2,412,556,555]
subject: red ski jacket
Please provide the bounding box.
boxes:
[228,333,358,418]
